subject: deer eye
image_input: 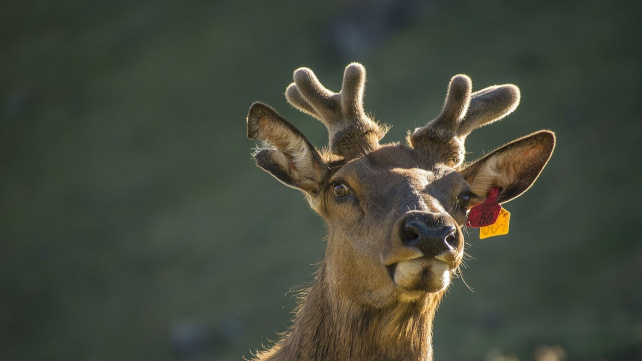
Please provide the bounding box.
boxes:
[457,192,473,209]
[332,183,350,199]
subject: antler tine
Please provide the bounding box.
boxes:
[285,63,387,159]
[410,75,521,168]
[289,67,337,123]
[434,75,473,136]
[340,63,367,124]
[285,82,319,119]
[457,84,520,138]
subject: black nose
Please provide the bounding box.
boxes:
[401,213,458,256]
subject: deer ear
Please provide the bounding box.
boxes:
[247,102,328,195]
[459,131,555,204]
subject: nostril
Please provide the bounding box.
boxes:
[442,226,457,246]
[402,224,421,246]
[445,232,457,246]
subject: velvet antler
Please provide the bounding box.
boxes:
[285,63,388,159]
[410,75,521,168]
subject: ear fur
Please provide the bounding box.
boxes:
[460,131,555,204]
[247,102,328,195]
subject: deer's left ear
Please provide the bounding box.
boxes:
[247,102,328,195]
[459,131,555,204]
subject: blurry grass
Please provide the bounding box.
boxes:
[1,0,641,360]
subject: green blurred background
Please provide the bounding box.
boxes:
[1,0,640,360]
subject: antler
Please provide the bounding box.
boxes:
[410,75,521,168]
[285,63,388,159]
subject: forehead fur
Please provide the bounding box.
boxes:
[329,143,469,202]
[329,143,464,177]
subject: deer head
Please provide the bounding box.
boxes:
[246,63,555,360]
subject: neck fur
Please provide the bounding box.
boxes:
[253,264,443,361]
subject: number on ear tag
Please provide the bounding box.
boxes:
[479,208,510,239]
[466,188,501,228]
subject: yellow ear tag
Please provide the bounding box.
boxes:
[479,208,510,239]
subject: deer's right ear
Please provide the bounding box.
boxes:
[247,102,328,195]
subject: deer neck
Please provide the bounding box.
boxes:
[263,264,442,361]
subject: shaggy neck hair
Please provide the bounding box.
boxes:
[253,263,444,361]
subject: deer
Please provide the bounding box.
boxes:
[245,63,555,361]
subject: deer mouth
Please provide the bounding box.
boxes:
[387,256,453,296]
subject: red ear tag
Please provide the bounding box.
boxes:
[466,187,501,228]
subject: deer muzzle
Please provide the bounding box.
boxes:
[383,211,463,296]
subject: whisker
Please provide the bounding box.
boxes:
[457,267,474,293]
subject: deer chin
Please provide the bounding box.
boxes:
[391,257,452,300]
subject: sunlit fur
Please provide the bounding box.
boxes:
[246,63,555,361]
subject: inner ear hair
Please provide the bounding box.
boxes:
[247,102,328,194]
[460,131,555,203]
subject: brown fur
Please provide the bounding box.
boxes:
[246,63,555,361]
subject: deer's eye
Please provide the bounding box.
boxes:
[332,183,350,199]
[457,192,473,209]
